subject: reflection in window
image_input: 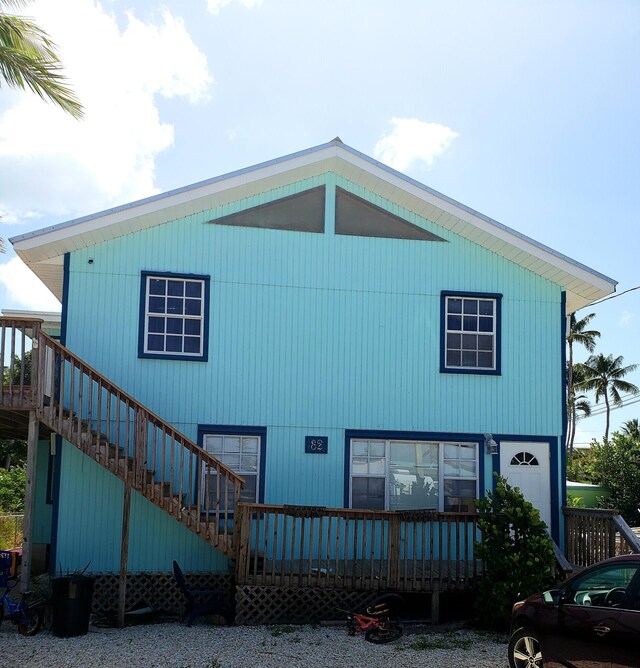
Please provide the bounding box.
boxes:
[350,439,478,512]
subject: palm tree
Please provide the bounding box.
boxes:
[579,354,640,441]
[0,0,83,118]
[566,313,600,457]
[621,418,640,440]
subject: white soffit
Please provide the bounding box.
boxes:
[11,140,616,311]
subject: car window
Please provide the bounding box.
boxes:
[563,565,639,608]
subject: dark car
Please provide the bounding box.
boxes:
[509,554,640,668]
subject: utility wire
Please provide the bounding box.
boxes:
[580,284,640,310]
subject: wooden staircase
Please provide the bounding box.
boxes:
[0,318,244,559]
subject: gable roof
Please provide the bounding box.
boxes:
[10,138,616,312]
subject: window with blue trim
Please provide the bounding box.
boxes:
[350,439,478,513]
[201,430,264,513]
[139,272,209,360]
[441,292,501,373]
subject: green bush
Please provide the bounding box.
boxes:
[474,475,555,629]
[0,465,26,512]
[588,434,640,525]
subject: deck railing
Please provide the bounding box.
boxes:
[0,318,244,556]
[0,318,39,409]
[234,503,479,592]
[564,507,640,568]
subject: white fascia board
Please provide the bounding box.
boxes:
[335,145,616,295]
[10,143,340,259]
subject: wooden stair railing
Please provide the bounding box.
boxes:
[0,318,244,558]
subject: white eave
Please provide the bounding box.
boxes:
[10,139,616,312]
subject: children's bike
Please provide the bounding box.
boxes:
[0,551,44,636]
[340,593,403,644]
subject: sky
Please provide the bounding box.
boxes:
[0,0,639,445]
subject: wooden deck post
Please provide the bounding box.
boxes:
[430,590,440,625]
[20,411,39,591]
[118,485,132,628]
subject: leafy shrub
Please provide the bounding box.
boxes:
[0,465,26,512]
[474,475,555,629]
[588,434,640,525]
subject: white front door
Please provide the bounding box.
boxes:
[500,441,551,530]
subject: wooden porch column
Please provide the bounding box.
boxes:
[21,410,39,592]
[118,485,132,628]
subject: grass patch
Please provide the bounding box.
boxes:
[270,625,296,637]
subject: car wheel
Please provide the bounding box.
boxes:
[509,627,543,668]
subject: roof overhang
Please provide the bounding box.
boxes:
[10,139,616,313]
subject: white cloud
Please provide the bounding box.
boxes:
[374,118,459,172]
[207,0,263,14]
[0,257,60,310]
[0,1,212,220]
[620,311,634,327]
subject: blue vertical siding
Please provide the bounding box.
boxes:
[55,442,228,572]
[55,172,564,570]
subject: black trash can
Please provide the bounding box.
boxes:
[51,575,95,637]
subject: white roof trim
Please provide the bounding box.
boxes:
[11,139,616,312]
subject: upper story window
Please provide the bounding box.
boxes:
[139,272,209,361]
[441,291,502,375]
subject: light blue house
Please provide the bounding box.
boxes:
[8,138,616,622]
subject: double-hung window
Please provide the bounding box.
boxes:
[139,272,209,361]
[441,291,502,374]
[350,438,478,513]
[200,428,265,513]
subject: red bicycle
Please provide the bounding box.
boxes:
[340,593,403,644]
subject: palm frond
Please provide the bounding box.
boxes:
[0,8,83,119]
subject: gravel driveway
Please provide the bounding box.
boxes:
[1,621,509,668]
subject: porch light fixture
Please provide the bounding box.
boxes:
[484,433,498,455]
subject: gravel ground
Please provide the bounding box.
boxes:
[1,621,509,668]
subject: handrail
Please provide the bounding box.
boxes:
[612,515,640,554]
[36,331,244,487]
[234,503,478,591]
[0,318,244,556]
[551,539,573,578]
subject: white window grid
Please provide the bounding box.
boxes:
[350,439,478,512]
[144,276,205,357]
[202,433,261,506]
[444,296,496,370]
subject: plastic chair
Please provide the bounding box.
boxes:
[172,560,229,626]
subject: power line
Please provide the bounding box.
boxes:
[580,283,640,311]
[577,396,640,420]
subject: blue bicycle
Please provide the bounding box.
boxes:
[0,551,43,636]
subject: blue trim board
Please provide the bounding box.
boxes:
[197,425,267,504]
[138,271,211,362]
[50,254,70,573]
[49,435,63,574]
[60,253,70,346]
[561,292,567,513]
[439,291,503,376]
[491,434,560,544]
[343,429,486,509]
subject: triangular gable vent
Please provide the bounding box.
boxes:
[336,187,446,242]
[206,186,325,233]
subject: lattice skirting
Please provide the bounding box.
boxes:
[91,572,234,616]
[235,586,389,625]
